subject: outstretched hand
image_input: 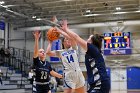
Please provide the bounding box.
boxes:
[54,20,69,33]
[54,27,63,34]
[33,31,41,39]
[60,20,69,31]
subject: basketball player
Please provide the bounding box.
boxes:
[46,31,85,93]
[33,31,62,93]
[55,20,110,93]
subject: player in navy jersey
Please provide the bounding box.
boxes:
[55,20,110,93]
[33,31,62,93]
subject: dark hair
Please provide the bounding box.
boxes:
[61,37,65,49]
[91,34,104,53]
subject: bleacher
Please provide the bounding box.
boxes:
[0,66,32,89]
[0,47,32,92]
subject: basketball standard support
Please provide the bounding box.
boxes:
[16,20,140,31]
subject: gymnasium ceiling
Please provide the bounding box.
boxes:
[0,0,140,28]
[0,0,140,66]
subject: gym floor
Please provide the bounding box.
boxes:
[0,90,140,93]
[0,0,140,93]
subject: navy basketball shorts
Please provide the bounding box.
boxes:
[36,84,50,93]
[88,80,110,93]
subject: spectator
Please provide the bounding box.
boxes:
[0,47,5,56]
[28,69,34,84]
[0,47,5,64]
[4,48,11,66]
[23,47,26,57]
[5,48,11,58]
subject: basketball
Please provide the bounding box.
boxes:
[47,27,60,41]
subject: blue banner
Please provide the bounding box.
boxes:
[0,21,5,30]
[50,39,61,62]
[104,48,132,55]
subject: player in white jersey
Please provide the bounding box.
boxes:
[46,33,85,93]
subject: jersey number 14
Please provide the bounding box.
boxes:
[66,55,74,63]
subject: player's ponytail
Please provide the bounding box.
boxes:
[61,37,65,49]
[91,34,104,53]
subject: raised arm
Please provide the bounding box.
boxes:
[66,29,87,51]
[55,27,70,39]
[61,20,88,51]
[33,31,41,58]
[55,27,77,48]
[46,40,57,57]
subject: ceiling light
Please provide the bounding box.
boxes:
[135,10,140,12]
[116,7,121,11]
[32,16,36,19]
[83,10,139,17]
[86,10,91,13]
[3,5,8,8]
[62,0,72,1]
[0,1,4,5]
[3,5,17,8]
[113,12,127,14]
[36,18,42,21]
[84,14,101,17]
